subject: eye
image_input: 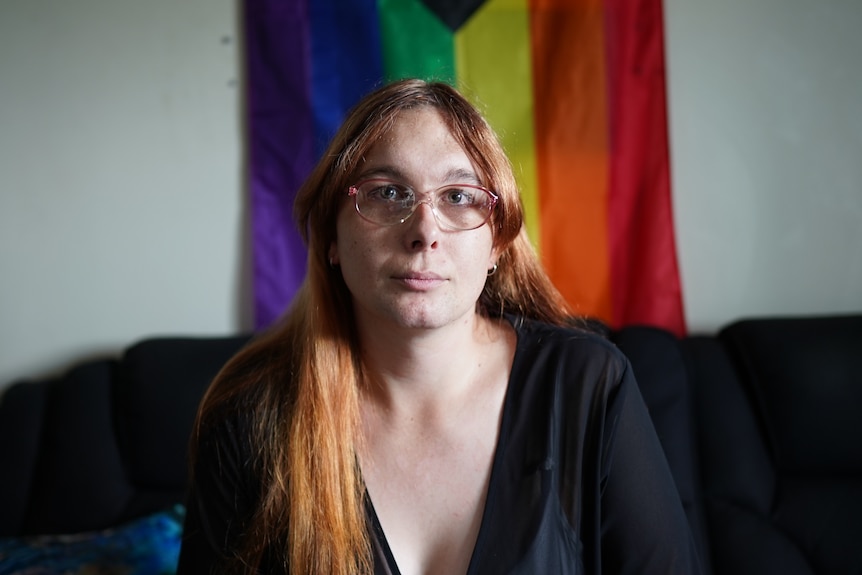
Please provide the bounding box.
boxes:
[441,187,475,206]
[366,182,413,203]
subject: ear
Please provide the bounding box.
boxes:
[488,246,500,271]
[328,242,340,266]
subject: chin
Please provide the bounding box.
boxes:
[390,305,477,331]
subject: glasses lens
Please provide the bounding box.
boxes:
[351,179,496,230]
[433,185,495,230]
[354,180,415,225]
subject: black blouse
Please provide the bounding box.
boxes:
[178,317,702,574]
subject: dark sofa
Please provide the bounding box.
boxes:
[1,315,860,574]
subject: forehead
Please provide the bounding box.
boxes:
[358,107,478,182]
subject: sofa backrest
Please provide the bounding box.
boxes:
[114,336,252,519]
[0,335,250,536]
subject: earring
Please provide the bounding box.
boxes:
[487,263,498,276]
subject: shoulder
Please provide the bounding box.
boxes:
[193,342,287,472]
[198,330,296,432]
[504,315,636,414]
[194,394,257,473]
[509,315,628,372]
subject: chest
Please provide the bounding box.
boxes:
[361,415,499,575]
[361,411,590,575]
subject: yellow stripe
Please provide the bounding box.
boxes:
[453,0,540,249]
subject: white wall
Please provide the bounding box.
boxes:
[664,0,862,333]
[1,1,861,389]
[0,0,245,389]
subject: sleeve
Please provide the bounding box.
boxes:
[177,415,258,574]
[599,362,703,575]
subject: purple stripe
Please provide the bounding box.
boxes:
[246,0,314,328]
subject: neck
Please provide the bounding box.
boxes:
[356,312,508,413]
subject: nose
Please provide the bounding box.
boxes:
[403,198,440,250]
[415,197,435,211]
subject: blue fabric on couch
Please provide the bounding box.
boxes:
[0,505,185,575]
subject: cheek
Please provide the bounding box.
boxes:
[335,221,380,287]
[472,231,497,268]
[337,216,375,260]
[459,238,496,283]
[332,205,358,263]
[340,239,367,272]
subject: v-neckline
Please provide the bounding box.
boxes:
[363,317,522,575]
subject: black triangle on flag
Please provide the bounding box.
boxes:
[420,0,486,31]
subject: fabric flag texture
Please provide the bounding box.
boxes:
[245,0,686,336]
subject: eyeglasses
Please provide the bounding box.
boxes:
[347,178,498,231]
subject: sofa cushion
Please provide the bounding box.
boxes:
[612,325,711,573]
[705,498,814,575]
[0,380,50,536]
[683,336,775,513]
[21,361,134,536]
[114,335,251,496]
[694,315,862,575]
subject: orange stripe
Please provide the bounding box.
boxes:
[530,0,612,321]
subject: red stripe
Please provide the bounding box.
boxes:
[605,0,686,336]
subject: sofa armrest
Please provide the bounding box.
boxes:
[613,325,712,574]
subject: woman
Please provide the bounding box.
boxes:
[178,79,701,574]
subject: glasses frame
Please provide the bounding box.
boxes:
[347,178,499,231]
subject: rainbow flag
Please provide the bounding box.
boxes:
[246,0,686,336]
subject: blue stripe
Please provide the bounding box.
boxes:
[309,0,384,158]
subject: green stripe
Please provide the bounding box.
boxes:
[378,0,455,82]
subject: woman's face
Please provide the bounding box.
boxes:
[330,107,497,333]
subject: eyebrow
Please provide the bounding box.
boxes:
[444,168,482,185]
[355,166,407,181]
[356,166,482,186]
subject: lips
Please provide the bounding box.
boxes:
[393,270,446,290]
[395,271,443,281]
